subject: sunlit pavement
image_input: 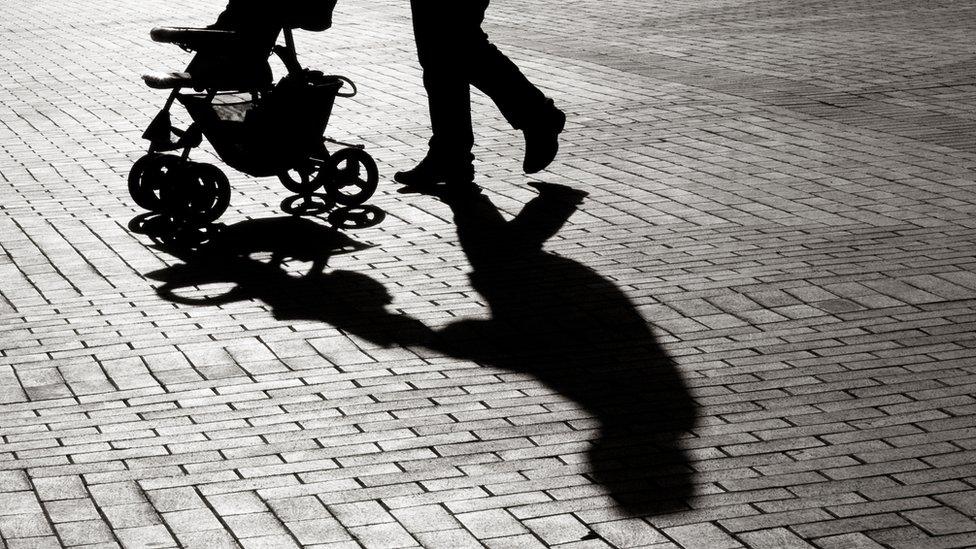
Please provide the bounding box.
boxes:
[2,0,976,547]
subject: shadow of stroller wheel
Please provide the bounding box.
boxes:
[152,222,222,253]
[327,205,386,230]
[281,192,335,216]
[325,147,378,206]
[128,212,172,235]
[128,212,222,253]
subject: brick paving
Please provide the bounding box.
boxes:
[2,0,976,547]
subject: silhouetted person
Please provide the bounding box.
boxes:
[395,1,566,191]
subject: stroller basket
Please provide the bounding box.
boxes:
[178,72,344,177]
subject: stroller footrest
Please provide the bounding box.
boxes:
[143,71,195,89]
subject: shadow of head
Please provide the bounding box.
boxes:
[435,184,697,515]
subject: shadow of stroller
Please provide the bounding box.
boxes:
[145,198,695,515]
[145,215,429,345]
[430,183,696,515]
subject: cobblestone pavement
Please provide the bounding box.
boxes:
[2,0,976,547]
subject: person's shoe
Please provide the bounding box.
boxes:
[394,156,475,188]
[522,104,566,174]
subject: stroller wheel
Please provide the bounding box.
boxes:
[278,158,332,195]
[128,153,180,211]
[325,148,378,206]
[161,162,231,225]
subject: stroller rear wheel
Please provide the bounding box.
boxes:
[325,147,378,206]
[128,153,181,211]
[161,162,231,225]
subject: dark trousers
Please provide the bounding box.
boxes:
[410,0,550,162]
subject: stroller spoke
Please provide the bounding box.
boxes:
[325,147,378,207]
[279,159,329,195]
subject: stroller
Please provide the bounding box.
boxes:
[128,0,378,225]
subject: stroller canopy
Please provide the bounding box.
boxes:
[214,0,339,33]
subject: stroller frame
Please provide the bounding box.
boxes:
[129,26,378,225]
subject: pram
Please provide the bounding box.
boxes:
[128,0,378,225]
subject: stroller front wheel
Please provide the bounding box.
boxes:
[278,157,333,196]
[128,153,181,211]
[160,162,231,225]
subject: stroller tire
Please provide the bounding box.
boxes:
[278,157,332,196]
[128,153,180,211]
[326,148,378,207]
[161,162,231,225]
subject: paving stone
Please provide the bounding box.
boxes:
[590,519,669,548]
[114,525,177,549]
[206,492,269,516]
[902,506,976,535]
[665,522,742,549]
[934,490,976,516]
[737,528,815,548]
[0,491,43,516]
[0,511,54,540]
[238,534,301,549]
[162,507,225,533]
[284,518,352,545]
[44,498,101,523]
[329,500,394,527]
[54,520,117,547]
[523,513,591,545]
[455,509,529,538]
[100,503,162,529]
[347,522,418,549]
[267,495,329,522]
[32,475,89,501]
[812,533,887,549]
[223,512,289,539]
[173,529,239,549]
[412,528,484,549]
[145,487,207,512]
[390,505,461,533]
[483,534,549,549]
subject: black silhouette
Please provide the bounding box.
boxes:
[145,190,695,515]
[431,184,695,513]
[145,217,428,346]
[396,0,567,189]
[130,0,376,228]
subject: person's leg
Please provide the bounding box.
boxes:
[459,1,566,173]
[397,0,477,186]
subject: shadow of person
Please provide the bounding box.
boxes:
[144,202,695,516]
[431,183,696,515]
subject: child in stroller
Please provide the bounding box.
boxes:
[129,0,378,225]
